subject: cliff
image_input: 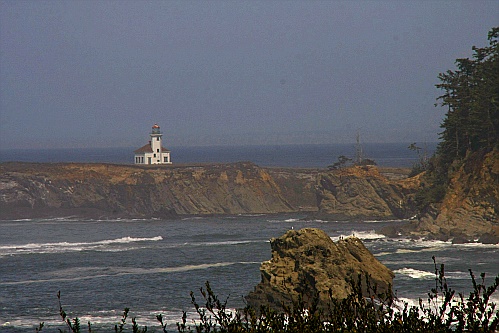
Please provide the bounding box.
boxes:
[0,162,297,219]
[245,228,394,311]
[0,162,418,220]
[315,165,419,220]
[386,149,499,243]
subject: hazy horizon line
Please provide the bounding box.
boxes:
[0,141,439,151]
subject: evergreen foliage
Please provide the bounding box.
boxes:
[436,27,499,160]
[415,27,499,211]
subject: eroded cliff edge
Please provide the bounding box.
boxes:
[0,162,415,220]
[384,149,499,243]
[315,165,419,221]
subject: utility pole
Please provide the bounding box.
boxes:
[355,131,363,165]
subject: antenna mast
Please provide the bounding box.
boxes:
[355,131,363,165]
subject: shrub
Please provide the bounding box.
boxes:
[38,258,498,332]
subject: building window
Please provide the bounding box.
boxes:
[156,137,159,141]
[164,156,168,162]
[154,153,156,157]
[157,149,159,152]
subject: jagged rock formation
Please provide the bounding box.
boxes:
[315,165,419,220]
[245,228,394,311]
[386,149,499,243]
[266,167,320,212]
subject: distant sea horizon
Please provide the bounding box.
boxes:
[0,142,437,168]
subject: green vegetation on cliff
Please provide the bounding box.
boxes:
[416,27,499,213]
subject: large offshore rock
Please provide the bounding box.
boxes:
[245,228,393,311]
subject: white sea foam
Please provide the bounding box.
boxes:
[454,242,499,249]
[394,268,435,279]
[0,236,163,256]
[238,214,266,217]
[363,219,408,223]
[374,252,393,257]
[0,307,227,331]
[181,216,205,221]
[331,230,386,242]
[267,217,300,223]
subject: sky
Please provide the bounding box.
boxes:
[1,1,498,149]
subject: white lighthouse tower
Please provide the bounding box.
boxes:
[134,124,172,164]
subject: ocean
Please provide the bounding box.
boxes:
[1,216,498,332]
[0,142,436,168]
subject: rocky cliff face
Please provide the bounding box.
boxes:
[245,228,394,311]
[315,166,419,220]
[0,162,416,220]
[389,149,499,243]
[0,162,297,219]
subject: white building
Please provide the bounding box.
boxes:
[134,124,172,165]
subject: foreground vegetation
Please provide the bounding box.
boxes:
[37,258,498,333]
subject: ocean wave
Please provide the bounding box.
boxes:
[181,216,206,221]
[363,219,408,223]
[0,261,259,286]
[267,218,300,223]
[388,237,499,250]
[394,268,435,279]
[0,308,224,331]
[0,236,163,256]
[453,242,499,249]
[237,214,267,217]
[331,230,386,241]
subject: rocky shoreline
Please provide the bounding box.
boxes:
[381,149,499,244]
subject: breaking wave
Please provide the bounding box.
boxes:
[394,268,435,279]
[0,236,163,256]
[331,230,386,241]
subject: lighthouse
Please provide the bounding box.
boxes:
[134,124,172,164]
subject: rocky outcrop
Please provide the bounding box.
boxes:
[266,168,320,212]
[245,228,394,311]
[315,166,419,220]
[386,149,499,243]
[0,162,297,219]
